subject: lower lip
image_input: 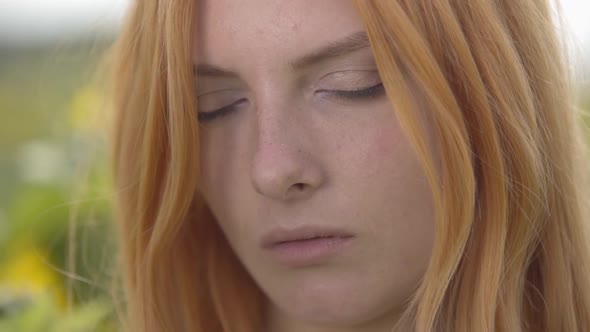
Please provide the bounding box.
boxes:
[265,236,354,267]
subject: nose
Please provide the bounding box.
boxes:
[250,105,324,202]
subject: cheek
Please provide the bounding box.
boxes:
[363,124,436,294]
[349,115,436,266]
[371,125,409,164]
[197,132,243,228]
[198,135,224,203]
[350,116,417,183]
[198,128,262,255]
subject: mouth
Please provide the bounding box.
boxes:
[261,225,354,248]
[273,234,351,245]
[261,225,355,267]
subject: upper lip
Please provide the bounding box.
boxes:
[261,225,355,249]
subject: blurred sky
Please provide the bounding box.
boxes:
[0,0,589,53]
[0,0,129,46]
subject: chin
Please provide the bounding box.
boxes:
[266,273,402,327]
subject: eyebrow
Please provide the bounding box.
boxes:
[291,30,371,69]
[194,30,371,78]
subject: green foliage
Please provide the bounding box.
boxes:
[0,40,119,331]
[0,292,117,332]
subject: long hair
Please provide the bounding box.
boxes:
[108,0,590,331]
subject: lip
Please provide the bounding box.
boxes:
[261,225,355,267]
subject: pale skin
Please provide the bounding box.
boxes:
[194,1,436,331]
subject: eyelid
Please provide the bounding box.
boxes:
[197,88,247,113]
[315,69,381,91]
[317,68,379,79]
[196,87,243,98]
[197,98,247,122]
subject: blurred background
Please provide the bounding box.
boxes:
[0,1,588,331]
[1,1,127,331]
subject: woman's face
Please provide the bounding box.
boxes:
[194,0,436,330]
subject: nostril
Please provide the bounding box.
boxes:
[294,183,305,191]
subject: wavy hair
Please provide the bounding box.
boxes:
[108,0,590,331]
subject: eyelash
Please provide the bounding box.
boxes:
[197,99,247,123]
[327,82,385,100]
[197,82,385,123]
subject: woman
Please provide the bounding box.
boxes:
[108,0,590,331]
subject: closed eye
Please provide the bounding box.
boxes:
[196,83,384,123]
[321,82,385,101]
[197,98,247,123]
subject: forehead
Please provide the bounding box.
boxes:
[194,0,366,66]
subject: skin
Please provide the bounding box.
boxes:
[194,1,436,331]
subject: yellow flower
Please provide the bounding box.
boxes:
[68,85,109,135]
[0,245,66,310]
